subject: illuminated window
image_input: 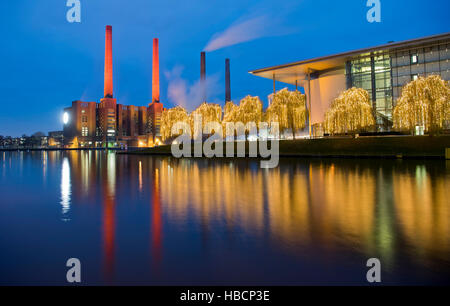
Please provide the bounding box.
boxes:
[107,129,115,137]
[81,127,88,136]
[411,74,419,81]
[410,54,418,64]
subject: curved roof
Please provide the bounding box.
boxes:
[249,32,450,85]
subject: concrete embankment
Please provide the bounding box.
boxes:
[121,136,450,159]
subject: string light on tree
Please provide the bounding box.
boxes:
[324,87,375,135]
[222,96,263,137]
[189,102,223,138]
[265,88,307,137]
[223,96,263,125]
[393,75,450,134]
[160,106,189,141]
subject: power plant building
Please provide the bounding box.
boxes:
[63,26,164,148]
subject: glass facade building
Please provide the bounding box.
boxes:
[251,32,450,132]
[347,54,393,126]
[346,40,450,128]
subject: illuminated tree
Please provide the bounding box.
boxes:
[223,101,239,123]
[189,102,223,137]
[265,88,307,136]
[239,95,264,125]
[393,75,450,134]
[160,106,189,141]
[222,96,263,138]
[324,87,375,135]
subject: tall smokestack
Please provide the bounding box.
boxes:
[201,52,206,102]
[200,52,206,81]
[225,58,231,102]
[152,38,160,103]
[104,25,113,98]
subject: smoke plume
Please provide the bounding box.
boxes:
[204,15,292,52]
[165,66,221,111]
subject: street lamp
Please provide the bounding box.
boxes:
[63,112,69,125]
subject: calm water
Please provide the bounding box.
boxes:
[0,150,449,285]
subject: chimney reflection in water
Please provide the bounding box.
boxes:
[151,162,163,272]
[102,152,116,282]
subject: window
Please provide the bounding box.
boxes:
[81,126,88,137]
[410,54,418,64]
[411,74,419,81]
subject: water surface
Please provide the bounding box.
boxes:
[0,151,449,285]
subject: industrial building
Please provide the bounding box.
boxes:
[63,26,164,148]
[250,32,450,134]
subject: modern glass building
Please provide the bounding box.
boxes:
[250,32,450,132]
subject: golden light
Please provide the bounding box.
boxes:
[189,102,223,134]
[393,75,450,133]
[265,88,306,135]
[160,90,307,139]
[224,96,263,124]
[324,87,375,135]
[222,96,264,136]
[160,106,189,141]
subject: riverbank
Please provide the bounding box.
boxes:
[121,136,450,159]
[0,147,123,152]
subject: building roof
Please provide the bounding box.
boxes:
[249,32,450,85]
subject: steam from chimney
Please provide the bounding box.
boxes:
[152,38,160,103]
[165,65,221,111]
[204,14,296,52]
[104,25,113,98]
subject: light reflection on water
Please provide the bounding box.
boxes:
[60,157,71,219]
[0,150,449,285]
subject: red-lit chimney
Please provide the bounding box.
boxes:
[225,58,231,102]
[104,25,113,98]
[152,38,160,103]
[200,52,206,102]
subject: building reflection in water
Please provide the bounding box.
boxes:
[154,158,450,269]
[393,164,450,264]
[1,152,6,179]
[57,152,450,279]
[42,151,47,182]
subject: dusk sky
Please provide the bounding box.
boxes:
[0,0,448,136]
